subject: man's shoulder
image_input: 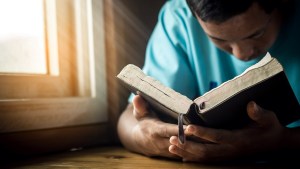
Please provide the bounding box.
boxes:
[165,0,188,9]
[162,0,193,18]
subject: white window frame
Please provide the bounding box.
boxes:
[0,0,108,133]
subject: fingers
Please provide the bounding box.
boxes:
[169,144,197,162]
[247,101,278,127]
[157,138,181,159]
[133,95,150,120]
[169,136,232,162]
[184,125,234,144]
[133,94,179,138]
[155,122,179,138]
[169,136,198,161]
[144,137,179,159]
[247,101,262,122]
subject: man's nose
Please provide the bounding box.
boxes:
[231,43,254,61]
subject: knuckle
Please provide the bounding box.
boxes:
[159,125,168,137]
[148,127,158,139]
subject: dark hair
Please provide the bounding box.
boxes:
[186,0,281,23]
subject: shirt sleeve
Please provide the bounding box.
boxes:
[128,1,198,102]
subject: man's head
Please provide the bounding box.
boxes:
[186,0,283,61]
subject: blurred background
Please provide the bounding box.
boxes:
[0,0,164,156]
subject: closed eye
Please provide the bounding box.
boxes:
[248,30,266,39]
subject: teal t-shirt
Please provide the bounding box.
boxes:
[130,0,300,127]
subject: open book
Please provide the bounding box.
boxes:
[117,53,300,130]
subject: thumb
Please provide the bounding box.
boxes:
[132,95,151,120]
[247,101,278,127]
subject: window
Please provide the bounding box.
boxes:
[0,0,47,74]
[0,0,108,136]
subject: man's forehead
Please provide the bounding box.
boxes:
[197,3,271,41]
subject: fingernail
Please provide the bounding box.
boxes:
[253,102,261,113]
[169,136,177,144]
[169,145,176,153]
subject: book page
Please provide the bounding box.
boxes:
[117,64,194,115]
[240,52,272,76]
[194,53,283,113]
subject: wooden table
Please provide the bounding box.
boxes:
[1,146,295,169]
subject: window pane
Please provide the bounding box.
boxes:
[0,0,47,74]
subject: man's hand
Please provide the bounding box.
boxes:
[168,101,285,162]
[118,95,179,159]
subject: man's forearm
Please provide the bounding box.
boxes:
[117,104,141,153]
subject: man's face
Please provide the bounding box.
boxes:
[198,3,282,61]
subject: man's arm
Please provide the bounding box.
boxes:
[117,103,140,153]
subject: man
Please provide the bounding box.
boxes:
[117,0,300,163]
